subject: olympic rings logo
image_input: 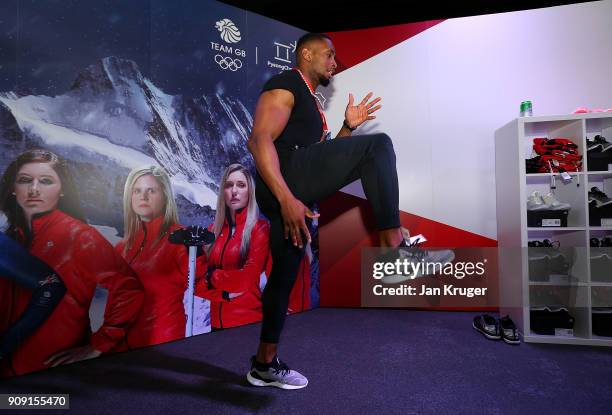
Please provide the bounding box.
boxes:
[214,54,243,72]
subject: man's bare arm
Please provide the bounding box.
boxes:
[247,89,318,248]
[248,89,294,203]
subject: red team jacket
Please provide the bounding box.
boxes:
[196,208,311,329]
[115,216,206,348]
[197,208,269,329]
[0,209,144,377]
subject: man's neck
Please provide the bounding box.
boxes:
[296,64,319,91]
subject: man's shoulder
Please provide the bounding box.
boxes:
[268,69,298,82]
[262,69,301,94]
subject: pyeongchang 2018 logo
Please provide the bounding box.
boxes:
[215,18,241,44]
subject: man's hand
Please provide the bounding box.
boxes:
[344,92,382,130]
[280,196,320,248]
[344,92,382,128]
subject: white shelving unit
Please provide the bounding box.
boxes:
[495,112,612,346]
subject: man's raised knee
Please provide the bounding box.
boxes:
[373,133,394,153]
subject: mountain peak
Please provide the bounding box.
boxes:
[70,56,145,95]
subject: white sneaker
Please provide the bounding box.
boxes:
[246,356,308,390]
[527,191,549,211]
[541,192,571,210]
[380,242,455,284]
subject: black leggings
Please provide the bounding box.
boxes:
[256,133,400,343]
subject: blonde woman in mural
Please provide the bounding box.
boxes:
[196,164,271,330]
[0,149,144,377]
[115,165,207,348]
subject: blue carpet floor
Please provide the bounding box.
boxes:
[2,308,611,414]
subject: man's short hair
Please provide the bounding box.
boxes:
[296,33,332,62]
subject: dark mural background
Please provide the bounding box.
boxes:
[0,0,318,374]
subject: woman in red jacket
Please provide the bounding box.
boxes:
[115,165,206,348]
[196,164,271,329]
[0,149,144,377]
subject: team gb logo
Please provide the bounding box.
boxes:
[215,18,241,44]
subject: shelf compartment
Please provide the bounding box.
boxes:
[591,286,612,338]
[526,175,586,228]
[523,119,585,173]
[585,117,612,172]
[590,248,612,283]
[529,285,589,338]
[528,245,588,284]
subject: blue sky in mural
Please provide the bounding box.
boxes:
[0,0,305,112]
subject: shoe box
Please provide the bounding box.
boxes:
[528,210,569,227]
[592,308,612,337]
[589,204,612,226]
[587,152,612,172]
[530,307,575,335]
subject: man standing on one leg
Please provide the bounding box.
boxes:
[247,33,437,390]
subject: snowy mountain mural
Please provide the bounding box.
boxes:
[0,56,254,233]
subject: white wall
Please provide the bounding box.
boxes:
[321,0,612,239]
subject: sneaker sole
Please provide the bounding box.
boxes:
[472,322,501,340]
[381,274,417,284]
[246,371,308,390]
[502,336,521,345]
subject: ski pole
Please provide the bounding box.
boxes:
[169,226,215,337]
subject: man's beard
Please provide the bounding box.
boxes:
[319,74,331,87]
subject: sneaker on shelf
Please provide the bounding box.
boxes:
[541,192,571,210]
[589,187,612,207]
[380,239,455,284]
[547,252,571,274]
[527,191,549,211]
[528,239,561,260]
[500,315,521,345]
[586,138,603,153]
[593,135,612,152]
[542,239,560,249]
[528,239,559,248]
[472,314,501,340]
[246,356,308,390]
[601,237,612,247]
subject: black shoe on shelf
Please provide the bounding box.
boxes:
[593,135,612,152]
[589,187,612,207]
[500,315,521,345]
[472,314,501,340]
[586,138,603,153]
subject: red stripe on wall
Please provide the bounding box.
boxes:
[326,19,445,73]
[319,191,497,308]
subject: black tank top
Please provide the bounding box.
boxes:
[261,70,323,155]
